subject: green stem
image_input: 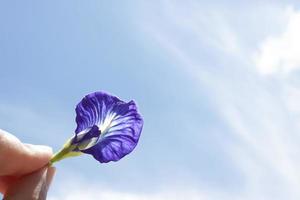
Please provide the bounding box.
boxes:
[49,139,82,165]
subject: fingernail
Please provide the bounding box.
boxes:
[46,167,56,188]
[38,167,55,200]
[36,167,49,200]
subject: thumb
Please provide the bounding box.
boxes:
[3,166,56,200]
[0,130,53,176]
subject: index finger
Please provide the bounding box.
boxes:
[0,129,53,176]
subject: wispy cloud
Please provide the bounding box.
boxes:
[48,178,233,200]
[254,6,300,75]
[138,1,300,199]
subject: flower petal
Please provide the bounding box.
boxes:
[75,92,121,134]
[75,91,143,163]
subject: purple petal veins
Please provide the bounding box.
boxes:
[72,91,143,163]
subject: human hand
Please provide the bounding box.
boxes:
[0,129,55,200]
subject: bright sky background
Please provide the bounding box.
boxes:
[1,1,300,199]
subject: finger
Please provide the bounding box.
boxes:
[3,166,56,200]
[0,129,53,176]
[0,176,18,194]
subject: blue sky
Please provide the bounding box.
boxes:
[1,1,300,199]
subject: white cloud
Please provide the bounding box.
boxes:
[48,179,233,200]
[138,1,300,200]
[254,7,300,75]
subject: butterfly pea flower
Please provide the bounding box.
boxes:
[50,91,143,164]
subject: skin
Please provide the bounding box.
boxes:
[0,129,55,200]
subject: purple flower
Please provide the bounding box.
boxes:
[50,91,143,164]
